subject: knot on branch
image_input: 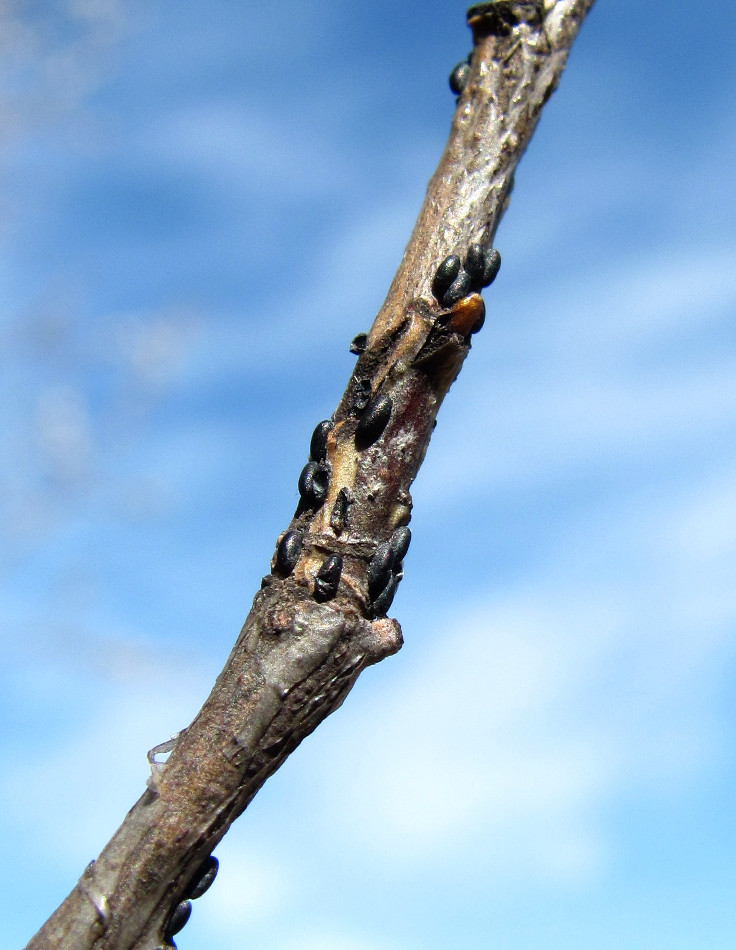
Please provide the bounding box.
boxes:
[360,616,403,663]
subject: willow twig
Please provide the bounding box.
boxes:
[26,2,596,947]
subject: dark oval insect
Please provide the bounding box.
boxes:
[349,332,368,355]
[314,553,343,602]
[464,243,486,283]
[309,419,333,463]
[330,487,351,534]
[298,461,330,507]
[367,540,395,599]
[186,855,219,901]
[371,574,397,618]
[441,268,472,308]
[481,247,501,287]
[351,378,372,412]
[274,530,303,576]
[165,900,192,939]
[449,61,470,95]
[355,394,392,449]
[432,254,461,300]
[390,526,411,562]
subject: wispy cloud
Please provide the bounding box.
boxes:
[0,0,142,151]
[419,240,736,503]
[304,577,726,885]
[2,640,208,868]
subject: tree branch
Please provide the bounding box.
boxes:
[26,2,595,947]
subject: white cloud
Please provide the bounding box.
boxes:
[194,847,289,938]
[532,243,736,358]
[274,932,404,950]
[177,192,425,383]
[2,643,209,869]
[663,465,736,563]
[308,595,617,872]
[146,102,351,199]
[418,240,736,504]
[302,516,732,888]
[0,0,142,147]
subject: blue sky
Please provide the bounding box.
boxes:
[3,1,736,948]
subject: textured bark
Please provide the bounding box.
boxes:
[27,2,595,947]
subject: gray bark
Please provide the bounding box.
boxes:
[26,2,596,947]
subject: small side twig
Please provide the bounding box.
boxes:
[26,2,595,947]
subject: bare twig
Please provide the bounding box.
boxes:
[26,2,595,947]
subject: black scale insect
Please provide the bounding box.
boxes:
[367,526,411,618]
[355,393,392,449]
[314,553,343,602]
[464,242,487,283]
[371,574,397,617]
[165,900,191,941]
[158,855,219,945]
[298,460,330,508]
[349,332,368,355]
[391,525,411,562]
[297,418,336,509]
[449,59,470,95]
[309,419,333,463]
[367,540,395,600]
[186,855,219,900]
[435,256,472,308]
[275,530,303,576]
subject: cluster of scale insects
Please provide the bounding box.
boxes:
[264,36,503,622]
[433,241,500,334]
[150,46,500,948]
[274,397,408,618]
[270,33,502,614]
[270,231,500,617]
